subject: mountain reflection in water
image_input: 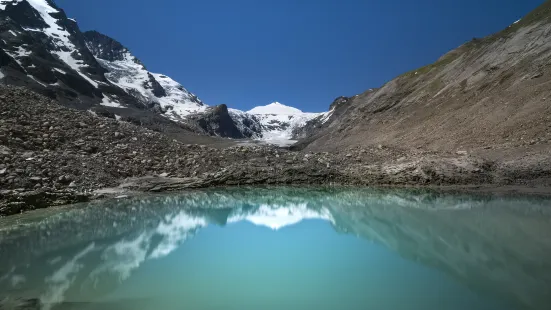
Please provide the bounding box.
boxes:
[0,187,550,310]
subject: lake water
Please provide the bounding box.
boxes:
[1,187,551,310]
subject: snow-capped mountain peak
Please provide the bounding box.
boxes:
[83,30,207,120]
[248,101,304,115]
[0,1,207,122]
[1,0,106,88]
[242,102,322,145]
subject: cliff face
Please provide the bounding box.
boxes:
[296,2,551,154]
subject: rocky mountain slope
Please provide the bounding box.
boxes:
[0,0,321,142]
[0,0,216,140]
[82,30,208,120]
[295,1,551,155]
[0,0,131,108]
[3,86,551,215]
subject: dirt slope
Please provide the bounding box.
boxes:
[296,1,551,158]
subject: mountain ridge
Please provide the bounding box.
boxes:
[0,0,323,143]
[294,1,551,155]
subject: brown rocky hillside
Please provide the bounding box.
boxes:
[295,1,551,159]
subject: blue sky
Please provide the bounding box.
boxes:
[57,0,543,112]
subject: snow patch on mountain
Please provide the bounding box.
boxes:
[22,0,99,87]
[101,95,123,108]
[248,102,304,115]
[1,0,103,90]
[151,73,208,119]
[88,39,206,120]
[0,0,23,11]
[247,102,321,145]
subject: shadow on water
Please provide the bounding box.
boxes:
[0,187,550,310]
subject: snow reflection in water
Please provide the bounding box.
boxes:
[0,187,550,310]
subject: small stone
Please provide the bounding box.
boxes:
[0,146,11,155]
[58,175,72,184]
[21,151,34,159]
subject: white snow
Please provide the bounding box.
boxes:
[94,50,206,119]
[151,72,208,118]
[0,71,4,79]
[246,102,322,145]
[29,75,46,87]
[8,30,17,37]
[56,51,98,87]
[8,0,101,87]
[248,102,304,115]
[53,68,66,74]
[318,109,334,124]
[15,45,30,57]
[3,44,31,69]
[513,19,521,25]
[100,95,123,108]
[0,0,23,10]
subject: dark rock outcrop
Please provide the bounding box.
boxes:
[83,30,134,63]
[291,96,353,140]
[188,104,249,138]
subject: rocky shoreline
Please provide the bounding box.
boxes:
[1,87,551,216]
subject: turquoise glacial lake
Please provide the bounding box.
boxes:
[0,187,550,310]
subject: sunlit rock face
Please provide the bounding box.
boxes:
[1,187,551,310]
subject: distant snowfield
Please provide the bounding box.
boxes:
[246,102,322,146]
[248,102,305,115]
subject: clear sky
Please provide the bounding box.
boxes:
[56,0,544,112]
